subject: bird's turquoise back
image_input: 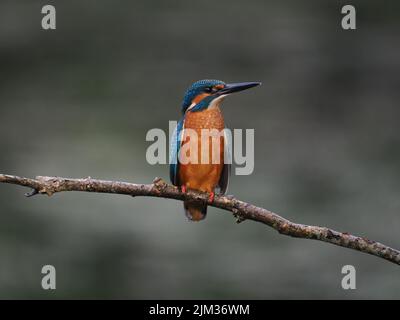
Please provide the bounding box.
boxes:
[169,118,184,186]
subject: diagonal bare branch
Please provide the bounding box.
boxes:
[0,173,399,265]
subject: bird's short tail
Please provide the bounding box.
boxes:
[184,201,207,221]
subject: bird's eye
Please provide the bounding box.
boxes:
[204,87,212,93]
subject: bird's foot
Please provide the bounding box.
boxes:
[181,185,187,193]
[208,191,215,204]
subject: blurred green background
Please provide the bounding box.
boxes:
[0,0,399,299]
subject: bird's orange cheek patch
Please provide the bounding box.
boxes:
[192,93,210,105]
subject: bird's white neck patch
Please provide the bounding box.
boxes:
[186,102,197,112]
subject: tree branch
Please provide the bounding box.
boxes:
[0,173,399,266]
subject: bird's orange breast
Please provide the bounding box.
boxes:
[179,107,225,193]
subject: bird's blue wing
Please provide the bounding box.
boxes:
[217,129,231,194]
[169,118,185,186]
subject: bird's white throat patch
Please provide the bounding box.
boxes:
[208,94,227,109]
[187,94,227,112]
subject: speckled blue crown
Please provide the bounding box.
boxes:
[181,79,225,113]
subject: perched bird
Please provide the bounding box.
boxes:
[170,79,261,221]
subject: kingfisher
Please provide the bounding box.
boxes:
[170,79,261,221]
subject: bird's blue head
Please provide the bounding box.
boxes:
[181,79,261,114]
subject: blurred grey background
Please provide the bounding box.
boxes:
[0,0,399,299]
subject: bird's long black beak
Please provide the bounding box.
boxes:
[218,81,261,95]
